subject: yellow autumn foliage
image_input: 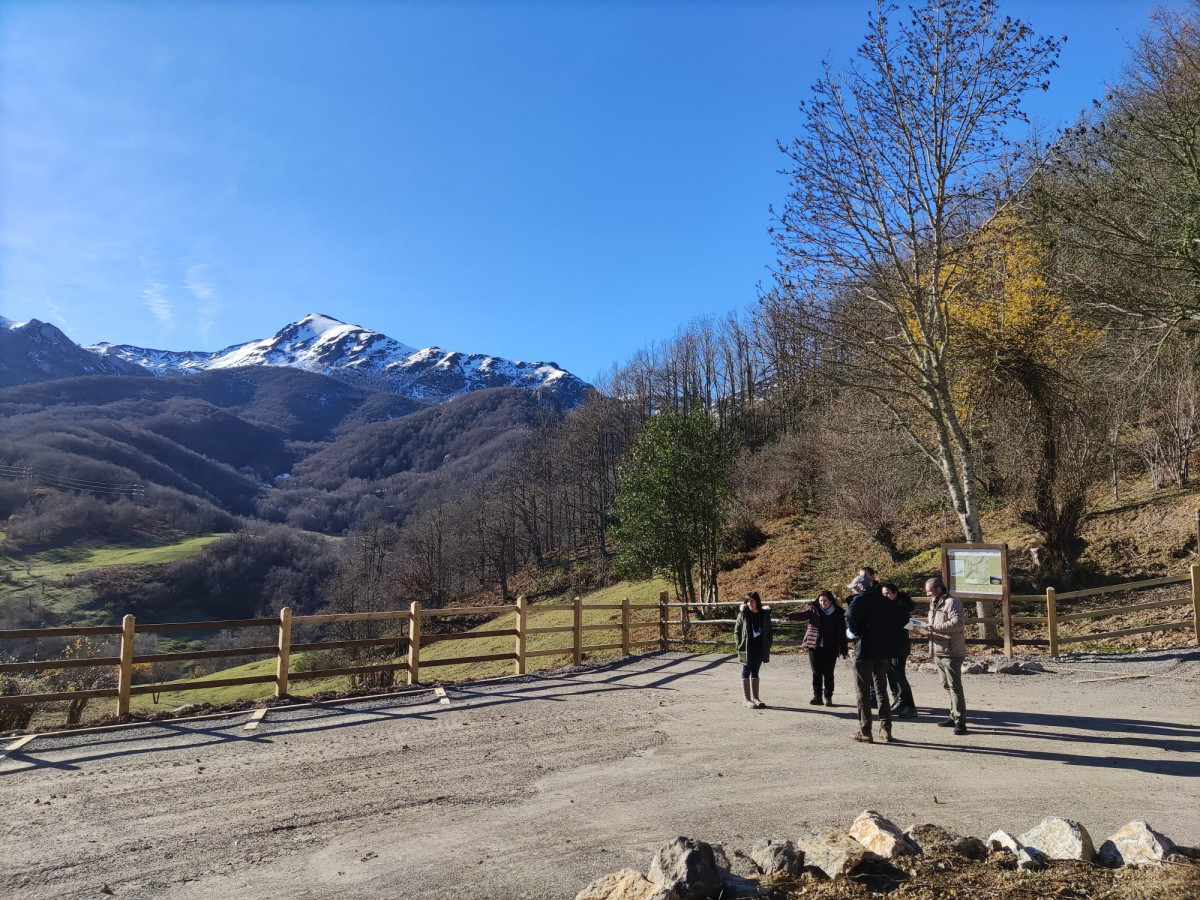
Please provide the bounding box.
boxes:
[949,212,1099,370]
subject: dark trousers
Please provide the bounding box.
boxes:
[808,647,838,698]
[855,658,891,734]
[887,652,914,708]
[741,652,763,679]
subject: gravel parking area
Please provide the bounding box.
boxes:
[2,650,1198,899]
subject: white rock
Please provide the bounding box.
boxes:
[1019,816,1095,861]
[987,830,1022,854]
[750,839,800,877]
[796,826,876,880]
[1098,821,1176,868]
[849,811,918,858]
[576,869,678,900]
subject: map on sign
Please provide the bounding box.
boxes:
[946,546,1005,597]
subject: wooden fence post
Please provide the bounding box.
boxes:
[659,590,668,650]
[275,607,292,698]
[408,601,422,685]
[1192,564,1200,645]
[573,595,583,666]
[1045,587,1058,658]
[1001,592,1014,659]
[116,614,135,718]
[515,595,527,675]
[621,596,630,657]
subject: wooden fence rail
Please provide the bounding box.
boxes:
[4,565,1199,722]
[0,591,670,720]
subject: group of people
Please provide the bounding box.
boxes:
[733,566,968,743]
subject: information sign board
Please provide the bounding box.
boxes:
[940,543,1009,600]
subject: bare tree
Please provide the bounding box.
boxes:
[321,521,404,689]
[821,420,936,563]
[770,0,1061,549]
[1131,336,1200,489]
[1044,8,1200,333]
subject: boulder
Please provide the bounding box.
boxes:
[849,811,918,858]
[995,662,1028,675]
[987,829,1046,871]
[964,663,989,675]
[576,869,678,900]
[1020,661,1048,673]
[987,831,1021,855]
[648,837,724,900]
[750,839,801,877]
[796,826,876,880]
[905,823,987,860]
[1019,817,1095,862]
[1098,821,1177,868]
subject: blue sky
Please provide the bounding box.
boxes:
[0,0,1180,381]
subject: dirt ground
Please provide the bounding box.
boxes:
[2,650,1198,900]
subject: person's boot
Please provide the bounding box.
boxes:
[810,694,823,705]
[954,719,969,735]
[751,677,765,708]
[878,724,894,743]
[896,705,918,719]
[824,694,834,706]
[742,678,755,708]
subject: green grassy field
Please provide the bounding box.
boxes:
[128,652,347,713]
[0,534,225,624]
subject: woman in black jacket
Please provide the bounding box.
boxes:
[735,591,773,708]
[786,590,848,706]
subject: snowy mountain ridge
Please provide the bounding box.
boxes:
[89,313,590,408]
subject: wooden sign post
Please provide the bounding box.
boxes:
[941,543,1012,658]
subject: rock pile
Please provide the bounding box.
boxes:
[575,813,1194,900]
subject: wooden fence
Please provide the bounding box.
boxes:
[660,565,1200,660]
[0,594,668,720]
[4,565,1199,722]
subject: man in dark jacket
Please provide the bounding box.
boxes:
[882,583,917,718]
[846,576,909,743]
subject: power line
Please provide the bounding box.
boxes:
[0,464,144,500]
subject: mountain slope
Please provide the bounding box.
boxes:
[0,317,151,387]
[0,367,426,442]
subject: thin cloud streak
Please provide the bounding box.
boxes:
[184,264,214,300]
[185,264,222,343]
[142,279,174,327]
[45,296,69,329]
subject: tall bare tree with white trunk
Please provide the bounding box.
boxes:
[769,0,1061,555]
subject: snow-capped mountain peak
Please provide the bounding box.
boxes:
[87,314,589,409]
